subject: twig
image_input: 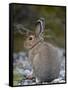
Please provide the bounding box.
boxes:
[14,24,33,35]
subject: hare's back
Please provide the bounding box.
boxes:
[41,42,60,62]
[33,42,60,82]
[41,42,60,70]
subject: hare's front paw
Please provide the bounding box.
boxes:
[36,77,41,84]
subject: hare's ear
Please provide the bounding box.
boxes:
[35,18,45,37]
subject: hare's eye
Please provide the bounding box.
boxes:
[29,37,32,40]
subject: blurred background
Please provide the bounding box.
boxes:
[11,4,66,86]
[11,4,66,52]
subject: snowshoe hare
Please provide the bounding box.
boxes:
[24,18,60,83]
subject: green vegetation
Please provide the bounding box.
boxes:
[11,4,66,52]
[13,68,25,86]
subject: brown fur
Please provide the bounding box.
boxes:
[24,35,60,82]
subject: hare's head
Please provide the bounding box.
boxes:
[24,18,45,49]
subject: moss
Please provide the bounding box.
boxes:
[13,69,25,86]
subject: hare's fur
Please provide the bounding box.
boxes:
[24,37,60,82]
[24,18,60,83]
